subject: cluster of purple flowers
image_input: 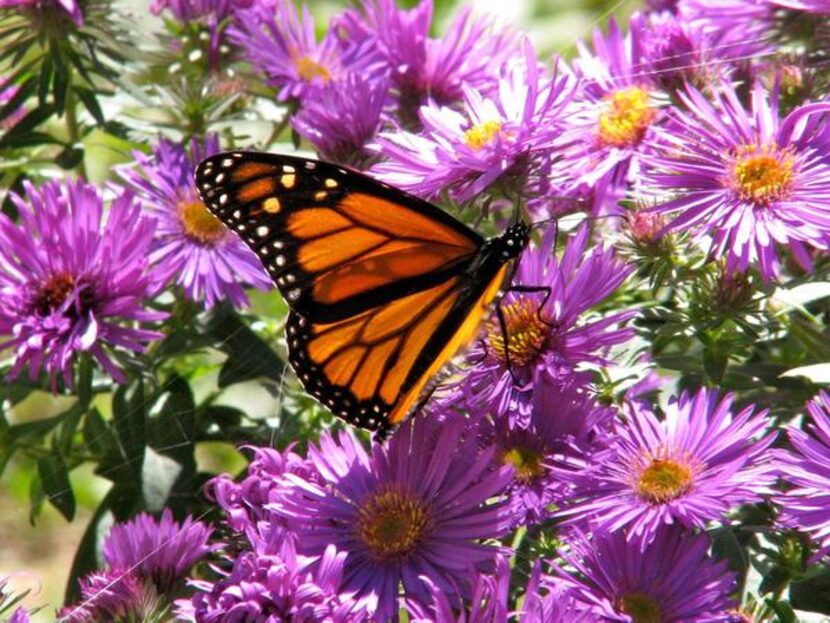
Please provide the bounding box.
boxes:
[4,0,830,621]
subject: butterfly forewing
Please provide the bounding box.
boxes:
[196,152,484,323]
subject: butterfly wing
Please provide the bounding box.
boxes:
[196,151,484,323]
[286,264,510,433]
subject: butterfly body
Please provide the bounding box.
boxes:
[196,151,528,436]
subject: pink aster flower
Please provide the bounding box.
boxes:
[775,391,830,561]
[557,388,777,546]
[118,135,272,308]
[0,180,164,389]
[462,224,635,418]
[272,415,517,622]
[555,527,737,621]
[373,41,574,202]
[645,81,830,280]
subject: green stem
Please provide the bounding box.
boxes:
[64,84,88,180]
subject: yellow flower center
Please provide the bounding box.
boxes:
[465,120,503,150]
[729,143,794,206]
[35,272,76,315]
[486,297,548,368]
[635,457,694,503]
[598,87,656,148]
[503,447,545,484]
[178,199,227,245]
[616,592,661,623]
[357,486,432,562]
[294,56,331,83]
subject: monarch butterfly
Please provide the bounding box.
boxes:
[196,151,530,437]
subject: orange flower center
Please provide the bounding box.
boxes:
[486,297,548,367]
[357,486,432,561]
[465,120,503,150]
[503,446,545,484]
[178,199,227,245]
[616,592,661,623]
[729,143,794,206]
[294,56,331,83]
[635,456,694,503]
[598,87,656,148]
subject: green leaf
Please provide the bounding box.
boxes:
[790,567,830,614]
[141,446,183,511]
[710,526,750,575]
[151,375,197,465]
[74,86,105,125]
[83,407,118,457]
[38,453,75,521]
[0,104,57,147]
[112,381,147,482]
[207,303,285,387]
[64,492,117,603]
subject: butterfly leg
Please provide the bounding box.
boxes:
[494,298,521,385]
[506,284,554,328]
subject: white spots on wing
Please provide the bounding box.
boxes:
[324,178,338,188]
[283,165,296,173]
[221,158,234,168]
[256,225,269,237]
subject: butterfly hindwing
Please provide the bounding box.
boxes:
[196,151,484,323]
[286,264,510,434]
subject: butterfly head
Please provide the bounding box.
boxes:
[498,221,530,260]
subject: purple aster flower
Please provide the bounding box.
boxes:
[102,509,215,591]
[0,180,163,389]
[564,19,665,196]
[557,388,777,546]
[462,224,635,418]
[678,0,779,59]
[408,556,589,623]
[150,0,256,22]
[207,444,318,539]
[118,135,272,308]
[373,41,574,201]
[482,376,616,526]
[8,608,31,623]
[0,0,83,26]
[292,72,390,167]
[630,10,750,92]
[57,569,149,623]
[335,0,518,109]
[272,414,516,622]
[178,541,370,623]
[555,526,737,621]
[775,391,830,561]
[645,81,830,280]
[230,2,374,103]
[0,79,27,130]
